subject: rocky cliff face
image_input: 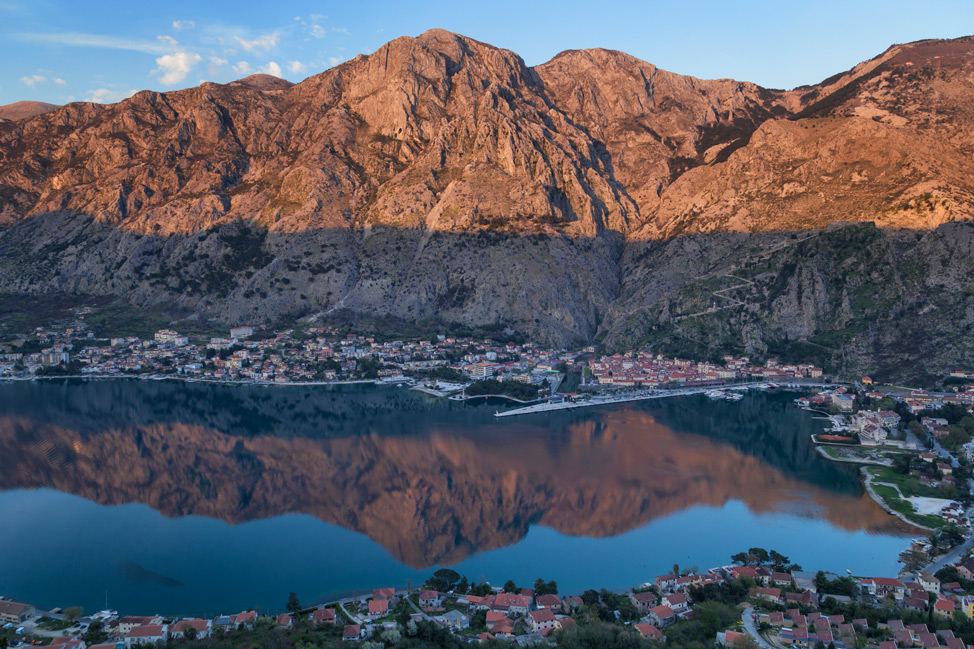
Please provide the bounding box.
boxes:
[2,31,974,380]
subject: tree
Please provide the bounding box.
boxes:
[732,552,750,565]
[181,625,198,641]
[286,591,302,615]
[470,610,487,632]
[469,582,492,597]
[748,548,770,564]
[426,568,462,592]
[815,571,830,593]
[82,621,107,646]
[893,453,913,475]
[581,589,600,606]
[534,578,558,596]
[700,609,723,638]
[503,579,518,593]
[456,575,469,594]
[769,551,790,571]
[63,606,83,622]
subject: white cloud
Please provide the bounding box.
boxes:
[260,61,282,78]
[328,56,344,67]
[233,32,278,52]
[16,31,171,54]
[20,74,46,87]
[309,24,326,38]
[172,20,195,30]
[53,77,66,85]
[86,88,137,103]
[232,61,252,76]
[377,28,384,33]
[209,56,228,66]
[331,27,349,35]
[287,60,306,74]
[154,51,202,85]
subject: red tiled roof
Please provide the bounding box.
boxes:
[343,624,361,638]
[529,609,556,623]
[537,594,561,607]
[313,608,336,622]
[636,624,663,639]
[127,625,165,638]
[176,619,209,633]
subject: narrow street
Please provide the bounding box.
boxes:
[741,607,776,649]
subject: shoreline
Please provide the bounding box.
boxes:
[813,445,891,466]
[0,373,397,388]
[859,467,937,532]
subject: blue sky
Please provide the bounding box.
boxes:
[2,0,973,105]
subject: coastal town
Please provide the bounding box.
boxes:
[0,312,831,391]
[9,546,974,649]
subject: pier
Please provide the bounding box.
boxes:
[494,382,845,417]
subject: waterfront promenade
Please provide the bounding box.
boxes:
[494,382,844,418]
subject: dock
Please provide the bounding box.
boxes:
[493,382,844,418]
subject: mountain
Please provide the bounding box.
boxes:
[0,100,58,122]
[1,30,973,382]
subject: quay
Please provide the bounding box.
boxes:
[494,382,845,417]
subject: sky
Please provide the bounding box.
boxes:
[1,0,973,105]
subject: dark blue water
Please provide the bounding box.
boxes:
[0,380,913,616]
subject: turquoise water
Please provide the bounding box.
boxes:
[0,380,913,615]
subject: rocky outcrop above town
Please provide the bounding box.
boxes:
[2,32,974,381]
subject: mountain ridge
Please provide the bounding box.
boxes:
[2,29,974,381]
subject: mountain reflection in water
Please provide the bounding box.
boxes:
[0,381,910,568]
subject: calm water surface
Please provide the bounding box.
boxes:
[0,380,914,615]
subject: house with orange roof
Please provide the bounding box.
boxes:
[373,587,397,602]
[635,624,663,640]
[648,605,677,627]
[172,619,211,638]
[418,590,442,608]
[528,609,557,634]
[368,598,389,619]
[343,624,363,641]
[312,608,337,625]
[125,624,168,648]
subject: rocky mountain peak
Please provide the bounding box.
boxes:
[3,32,974,381]
[228,73,294,92]
[0,100,59,122]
